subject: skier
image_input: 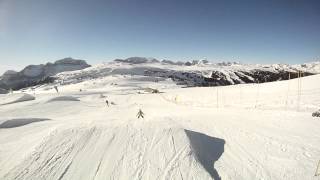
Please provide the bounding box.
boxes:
[137,109,144,119]
[106,100,109,107]
[54,85,59,93]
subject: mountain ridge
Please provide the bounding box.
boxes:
[1,57,319,91]
[0,58,90,91]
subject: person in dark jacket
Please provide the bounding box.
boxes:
[137,109,144,119]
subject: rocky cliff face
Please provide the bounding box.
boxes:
[0,58,90,90]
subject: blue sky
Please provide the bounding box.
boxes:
[0,0,319,73]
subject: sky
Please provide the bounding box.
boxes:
[0,0,319,73]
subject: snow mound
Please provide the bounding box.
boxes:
[0,93,35,105]
[0,118,50,128]
[47,96,80,102]
[3,126,224,180]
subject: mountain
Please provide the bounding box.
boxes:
[53,58,320,87]
[0,58,90,90]
[1,57,319,91]
[114,57,159,64]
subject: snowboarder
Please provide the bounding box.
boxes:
[54,85,59,93]
[137,109,144,119]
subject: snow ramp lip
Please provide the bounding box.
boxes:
[0,118,51,128]
[185,129,225,180]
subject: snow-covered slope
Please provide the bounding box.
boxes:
[0,69,319,179]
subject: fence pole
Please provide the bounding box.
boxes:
[297,71,301,111]
[239,84,242,106]
[216,87,219,108]
[315,160,320,176]
[285,72,291,110]
[255,81,260,108]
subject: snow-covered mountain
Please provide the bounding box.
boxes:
[54,58,320,87]
[114,57,160,64]
[1,57,320,91]
[0,58,90,90]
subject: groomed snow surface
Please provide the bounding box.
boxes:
[0,74,320,180]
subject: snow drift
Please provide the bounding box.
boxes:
[0,93,35,105]
[0,118,50,128]
[47,96,80,102]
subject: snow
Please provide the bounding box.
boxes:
[0,69,319,179]
[0,93,35,105]
[0,118,51,129]
[47,96,80,102]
